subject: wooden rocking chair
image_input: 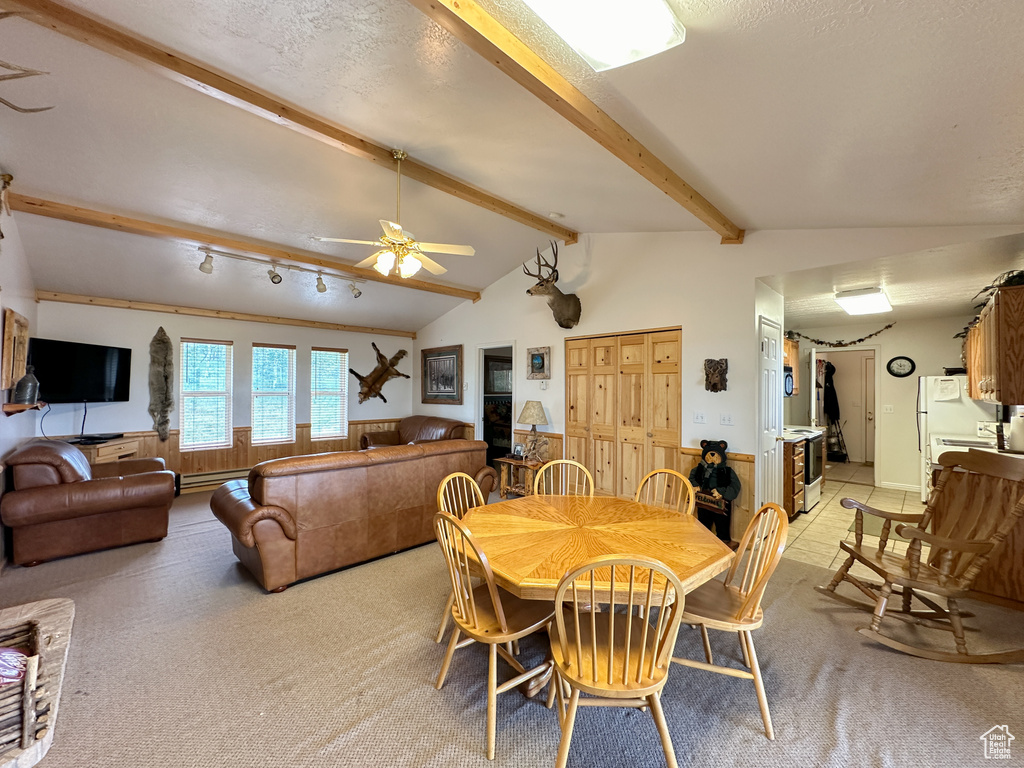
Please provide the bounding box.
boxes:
[815,449,1024,663]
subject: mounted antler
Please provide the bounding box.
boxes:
[0,12,54,114]
[523,241,581,329]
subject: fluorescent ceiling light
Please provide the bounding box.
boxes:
[834,287,892,315]
[521,0,686,72]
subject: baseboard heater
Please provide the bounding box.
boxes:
[179,468,249,493]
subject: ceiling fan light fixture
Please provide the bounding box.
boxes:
[834,287,892,315]
[398,254,422,279]
[198,253,214,274]
[315,275,327,293]
[373,251,396,276]
[522,0,685,72]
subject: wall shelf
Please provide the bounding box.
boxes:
[2,402,46,416]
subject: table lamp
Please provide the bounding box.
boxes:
[517,400,548,463]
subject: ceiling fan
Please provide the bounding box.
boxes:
[313,149,475,278]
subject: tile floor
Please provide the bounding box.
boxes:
[783,461,926,580]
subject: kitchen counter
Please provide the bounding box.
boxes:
[782,426,825,443]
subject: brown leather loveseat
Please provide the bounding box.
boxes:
[359,415,466,449]
[210,439,496,592]
[1,439,176,566]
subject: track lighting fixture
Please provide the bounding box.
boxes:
[198,253,214,274]
[316,275,327,293]
[268,268,282,285]
[348,282,362,299]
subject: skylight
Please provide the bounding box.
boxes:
[521,0,686,72]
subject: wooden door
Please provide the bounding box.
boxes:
[617,334,647,497]
[565,339,590,468]
[590,339,618,495]
[647,330,681,476]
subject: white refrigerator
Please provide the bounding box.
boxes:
[916,375,998,500]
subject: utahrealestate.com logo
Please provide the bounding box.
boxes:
[980,726,1015,759]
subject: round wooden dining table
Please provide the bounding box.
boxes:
[461,494,735,601]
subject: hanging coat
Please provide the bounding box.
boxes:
[823,360,840,423]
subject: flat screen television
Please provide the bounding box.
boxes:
[27,337,132,403]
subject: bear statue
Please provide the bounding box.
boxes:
[688,439,741,546]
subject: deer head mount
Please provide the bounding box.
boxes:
[523,241,581,329]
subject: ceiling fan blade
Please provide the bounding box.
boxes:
[312,236,382,246]
[416,242,476,256]
[380,220,406,241]
[414,253,448,276]
[353,251,388,269]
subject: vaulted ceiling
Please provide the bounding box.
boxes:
[2,0,1023,333]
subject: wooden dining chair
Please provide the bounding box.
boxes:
[434,472,488,643]
[433,512,555,760]
[816,449,1024,663]
[549,555,686,768]
[533,459,595,497]
[635,469,695,515]
[671,502,788,739]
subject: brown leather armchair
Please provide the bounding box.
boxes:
[359,415,467,449]
[1,439,175,566]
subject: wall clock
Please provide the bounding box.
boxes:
[886,356,916,377]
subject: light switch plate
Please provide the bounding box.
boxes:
[693,410,706,424]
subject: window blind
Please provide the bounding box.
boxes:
[252,344,296,445]
[310,347,349,440]
[179,339,233,450]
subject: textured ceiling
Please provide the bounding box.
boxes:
[1,0,1023,331]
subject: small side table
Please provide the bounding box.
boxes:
[494,457,539,499]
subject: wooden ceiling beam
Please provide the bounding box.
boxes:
[9,193,481,302]
[37,292,417,338]
[5,0,579,245]
[405,0,745,244]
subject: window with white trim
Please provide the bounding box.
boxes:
[251,344,296,445]
[310,347,349,440]
[180,339,233,450]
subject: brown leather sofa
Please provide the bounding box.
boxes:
[210,439,496,592]
[1,439,176,566]
[359,415,466,449]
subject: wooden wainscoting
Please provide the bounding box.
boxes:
[52,419,475,479]
[513,429,564,464]
[679,447,755,542]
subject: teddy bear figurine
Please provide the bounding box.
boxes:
[688,439,741,546]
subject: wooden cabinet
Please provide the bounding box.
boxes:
[782,440,805,520]
[967,284,1024,404]
[783,337,800,395]
[565,328,681,499]
[77,438,139,465]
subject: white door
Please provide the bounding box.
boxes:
[756,317,783,507]
[864,355,876,465]
[809,347,818,426]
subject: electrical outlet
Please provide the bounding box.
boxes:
[693,410,706,424]
[883,405,894,414]
[719,412,734,426]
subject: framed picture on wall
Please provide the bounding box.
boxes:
[526,346,550,380]
[421,345,463,405]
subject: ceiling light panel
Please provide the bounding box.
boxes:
[834,287,892,315]
[521,0,686,72]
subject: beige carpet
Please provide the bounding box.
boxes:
[1,492,1022,767]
